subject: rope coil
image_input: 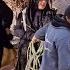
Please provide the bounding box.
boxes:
[25,41,44,70]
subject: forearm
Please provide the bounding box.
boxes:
[34,25,47,41]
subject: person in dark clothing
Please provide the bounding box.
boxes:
[32,5,70,70]
[15,3,36,70]
[15,0,55,70]
[33,0,54,31]
[0,0,13,67]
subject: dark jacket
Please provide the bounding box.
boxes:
[14,7,36,48]
[0,1,13,48]
[14,5,53,48]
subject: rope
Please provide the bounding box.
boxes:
[25,41,44,70]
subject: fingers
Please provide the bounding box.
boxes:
[32,35,40,43]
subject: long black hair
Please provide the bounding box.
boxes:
[33,0,50,17]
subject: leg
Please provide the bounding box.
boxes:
[20,47,27,70]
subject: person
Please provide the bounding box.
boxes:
[14,0,35,70]
[32,0,56,31]
[0,0,13,67]
[14,0,55,70]
[32,5,70,70]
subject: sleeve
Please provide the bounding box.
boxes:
[3,10,13,28]
[2,2,13,28]
[32,12,39,31]
[14,20,24,38]
[34,24,48,41]
[14,13,25,38]
[55,37,70,70]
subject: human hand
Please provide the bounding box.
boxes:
[32,35,40,43]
